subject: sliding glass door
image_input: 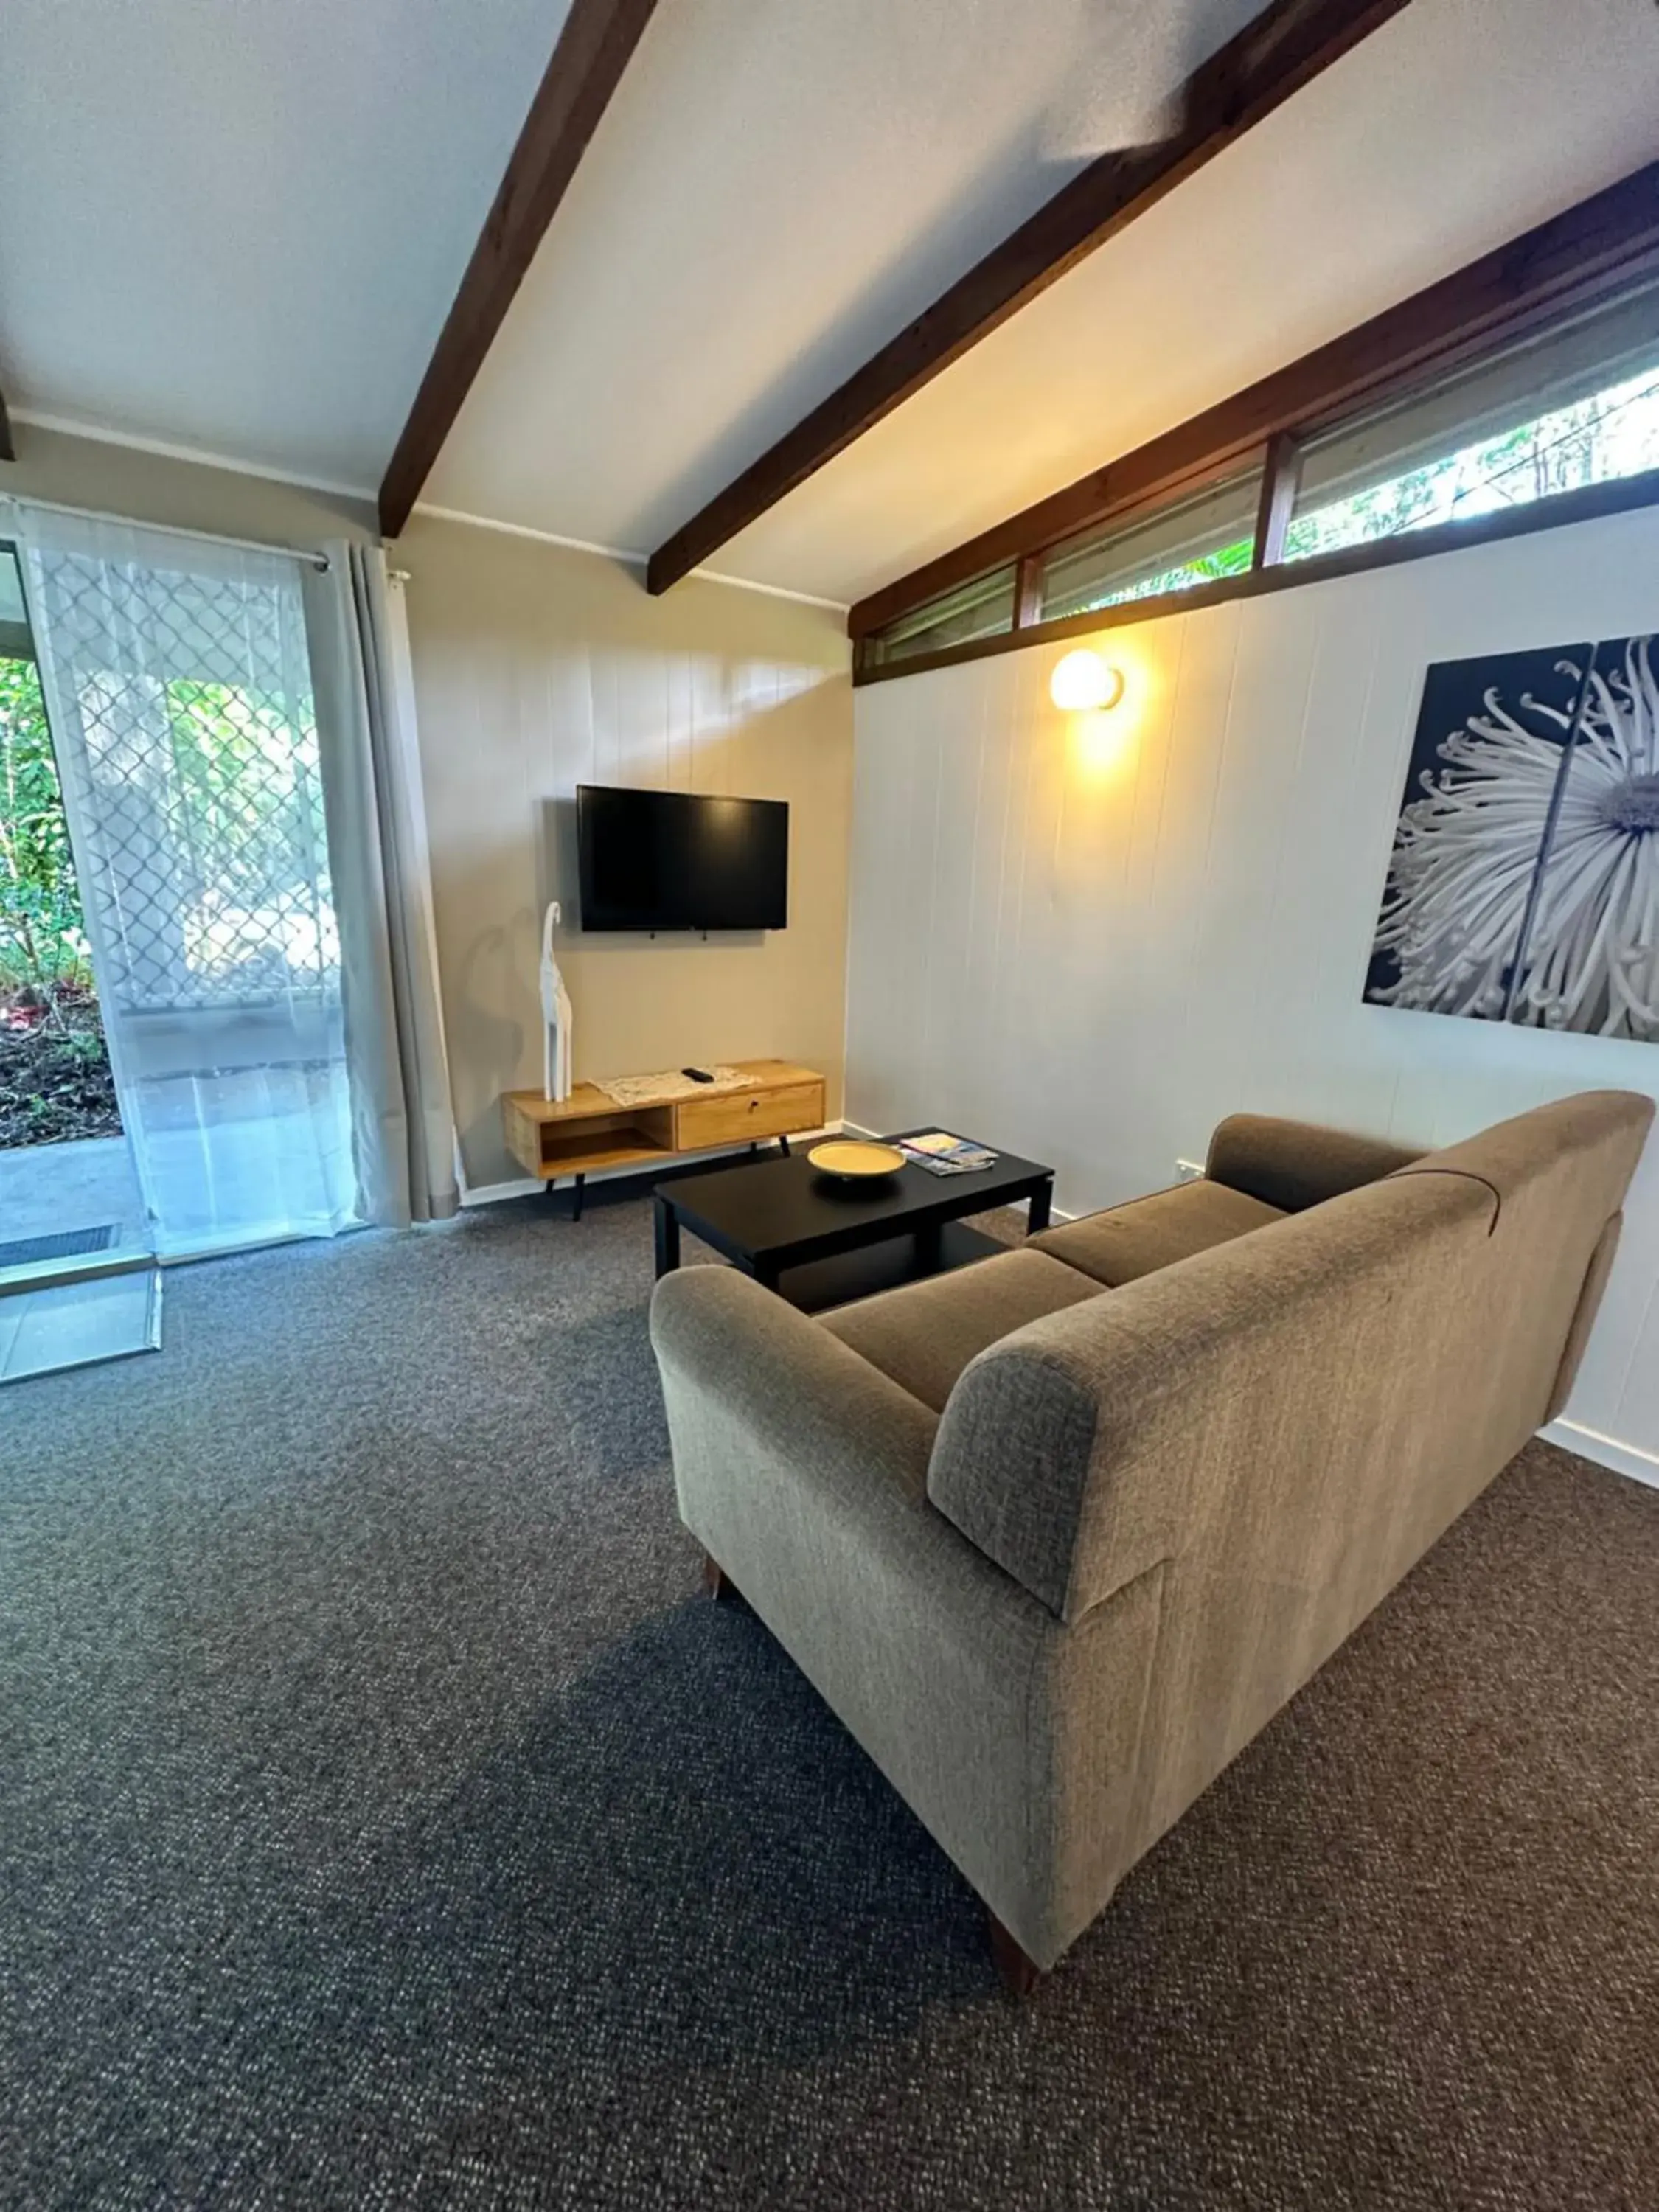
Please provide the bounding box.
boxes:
[1,540,159,1380]
[13,511,361,1261]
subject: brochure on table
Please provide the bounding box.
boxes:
[897,1133,999,1177]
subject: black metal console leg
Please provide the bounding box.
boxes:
[571,1172,585,1223]
[777,1135,791,1157]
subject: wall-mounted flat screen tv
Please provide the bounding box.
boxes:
[576,784,789,932]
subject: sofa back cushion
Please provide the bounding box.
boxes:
[928,1169,1490,1621]
[1206,1112,1422,1212]
[928,1087,1649,1857]
[931,1086,1646,1603]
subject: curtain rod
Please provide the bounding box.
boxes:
[0,492,332,572]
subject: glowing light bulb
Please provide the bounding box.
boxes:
[1049,649,1124,712]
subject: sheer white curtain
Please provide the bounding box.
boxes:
[13,508,360,1256]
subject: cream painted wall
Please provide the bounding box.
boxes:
[397,513,854,1189]
[2,425,855,1194]
[1,422,376,544]
[848,503,1659,1477]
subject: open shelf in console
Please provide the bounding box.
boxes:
[501,1062,826,1190]
[506,1095,675,1180]
[535,1120,674,1176]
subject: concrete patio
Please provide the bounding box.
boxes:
[0,1133,150,1258]
[1,1065,357,1273]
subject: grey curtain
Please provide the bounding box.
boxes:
[307,543,459,1226]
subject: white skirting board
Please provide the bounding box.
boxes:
[464,1173,568,1206]
[1540,1417,1659,1490]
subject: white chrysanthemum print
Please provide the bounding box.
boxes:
[1373,635,1659,1040]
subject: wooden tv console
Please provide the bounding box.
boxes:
[502,1059,826,1218]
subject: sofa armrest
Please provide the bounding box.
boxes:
[1205,1113,1422,1214]
[650,1265,939,1509]
[648,1263,1164,1970]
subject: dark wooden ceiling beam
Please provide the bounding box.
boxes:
[378,0,659,540]
[849,156,1659,636]
[644,0,1412,595]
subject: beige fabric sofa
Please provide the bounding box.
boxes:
[649,1091,1651,1985]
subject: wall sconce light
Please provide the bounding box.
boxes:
[1049,648,1124,712]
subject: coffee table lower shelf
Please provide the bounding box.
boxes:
[753,1218,1006,1313]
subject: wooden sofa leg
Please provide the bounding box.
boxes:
[703,1551,734,1601]
[988,1913,1044,1998]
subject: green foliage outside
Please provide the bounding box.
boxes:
[1091,532,1253,616]
[0,654,121,1145]
[1285,372,1659,561]
[0,655,91,992]
[160,680,327,914]
[1084,362,1659,616]
[1,624,331,1147]
[3,658,330,990]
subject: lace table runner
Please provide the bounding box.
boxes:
[594,1065,748,1109]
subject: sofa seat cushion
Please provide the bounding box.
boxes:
[820,1248,1100,1413]
[1029,1178,1286,1287]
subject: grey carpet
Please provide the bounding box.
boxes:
[2,1190,1656,2211]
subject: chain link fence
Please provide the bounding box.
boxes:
[34,552,340,1018]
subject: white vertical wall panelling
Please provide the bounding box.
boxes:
[846,503,1659,1478]
[1156,602,1243,1184]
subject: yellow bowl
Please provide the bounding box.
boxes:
[807,1139,906,1180]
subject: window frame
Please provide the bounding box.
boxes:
[855,463,1659,685]
[0,539,34,664]
[851,159,1659,686]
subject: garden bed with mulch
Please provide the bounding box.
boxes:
[1,984,123,1147]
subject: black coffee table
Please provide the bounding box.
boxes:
[653,1135,1054,1313]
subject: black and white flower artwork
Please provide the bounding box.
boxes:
[1366,633,1659,1040]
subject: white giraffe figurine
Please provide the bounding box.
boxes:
[540,901,574,1103]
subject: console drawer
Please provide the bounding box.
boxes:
[673,1080,824,1150]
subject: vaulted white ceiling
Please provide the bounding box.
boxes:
[5,0,1659,608]
[427,0,1659,602]
[0,0,570,487]
[423,0,1273,571]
